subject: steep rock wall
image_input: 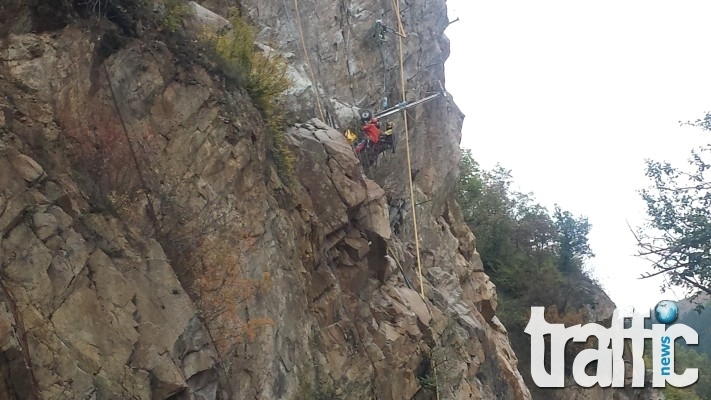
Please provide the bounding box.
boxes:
[0,2,530,399]
[0,1,671,400]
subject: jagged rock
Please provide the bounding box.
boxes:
[10,153,45,184]
[356,179,392,240]
[31,211,57,240]
[185,0,230,35]
[344,236,369,260]
[0,136,219,399]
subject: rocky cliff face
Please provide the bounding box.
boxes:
[0,0,528,398]
[0,1,663,399]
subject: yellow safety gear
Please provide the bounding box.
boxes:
[345,129,357,145]
[383,121,394,136]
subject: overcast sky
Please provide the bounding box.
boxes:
[444,0,711,312]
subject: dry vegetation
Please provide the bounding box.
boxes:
[186,235,274,355]
[206,11,296,187]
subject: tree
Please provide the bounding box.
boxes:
[455,149,601,393]
[635,111,711,297]
[553,205,594,273]
[511,195,558,258]
[456,149,483,223]
[454,150,594,304]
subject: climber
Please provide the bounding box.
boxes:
[384,121,393,136]
[354,117,381,155]
[379,121,394,153]
[374,19,389,41]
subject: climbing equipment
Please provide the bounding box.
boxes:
[374,18,406,41]
[354,82,444,167]
[368,82,446,121]
[391,0,441,397]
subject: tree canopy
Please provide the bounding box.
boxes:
[455,149,597,321]
[456,149,594,280]
[554,205,594,273]
[455,149,602,396]
[635,111,711,297]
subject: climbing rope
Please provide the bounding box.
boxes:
[391,0,423,302]
[292,0,326,122]
[391,1,441,398]
[377,33,389,102]
[341,0,364,41]
[387,245,415,290]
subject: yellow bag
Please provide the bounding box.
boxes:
[345,129,357,145]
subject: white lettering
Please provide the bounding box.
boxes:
[652,324,698,387]
[526,307,699,389]
[571,323,611,387]
[524,307,568,387]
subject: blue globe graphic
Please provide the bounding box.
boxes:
[654,300,679,324]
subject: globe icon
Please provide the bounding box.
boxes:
[654,300,679,324]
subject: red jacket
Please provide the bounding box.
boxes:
[362,122,381,144]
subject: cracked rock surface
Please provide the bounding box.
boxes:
[0,149,219,399]
[0,1,635,399]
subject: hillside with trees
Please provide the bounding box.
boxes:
[456,149,609,395]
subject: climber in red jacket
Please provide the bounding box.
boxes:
[355,117,381,153]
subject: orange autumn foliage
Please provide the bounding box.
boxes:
[187,235,273,354]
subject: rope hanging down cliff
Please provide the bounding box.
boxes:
[391,0,424,307]
[391,1,441,398]
[291,0,326,122]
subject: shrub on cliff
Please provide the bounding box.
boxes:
[206,12,296,186]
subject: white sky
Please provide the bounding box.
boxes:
[444,0,711,311]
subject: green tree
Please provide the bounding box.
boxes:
[455,150,593,309]
[635,111,711,297]
[456,149,483,223]
[468,165,516,274]
[511,193,558,257]
[553,205,594,273]
[455,149,601,395]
